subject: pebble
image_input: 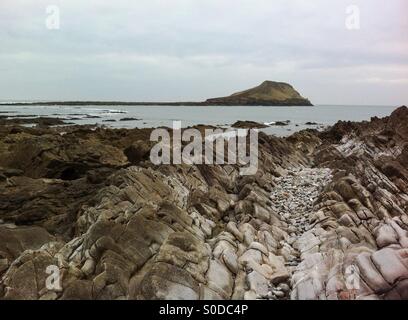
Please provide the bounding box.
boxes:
[272,290,285,298]
[278,283,290,293]
[268,167,333,294]
[267,291,276,299]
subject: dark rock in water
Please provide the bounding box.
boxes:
[231,120,268,129]
[102,119,117,122]
[0,116,68,126]
[305,122,319,125]
[104,110,127,114]
[0,114,37,118]
[120,117,140,121]
[38,117,70,126]
[268,120,290,126]
[84,115,101,119]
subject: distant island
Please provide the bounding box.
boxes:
[205,81,312,106]
[0,81,312,106]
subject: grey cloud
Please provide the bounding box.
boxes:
[0,0,407,105]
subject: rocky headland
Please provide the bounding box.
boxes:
[206,81,312,106]
[0,106,407,300]
[0,81,312,107]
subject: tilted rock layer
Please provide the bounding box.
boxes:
[0,106,407,300]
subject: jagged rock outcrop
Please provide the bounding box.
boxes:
[290,106,408,300]
[0,106,407,300]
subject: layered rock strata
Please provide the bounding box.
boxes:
[0,106,407,300]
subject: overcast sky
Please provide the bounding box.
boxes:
[0,0,407,105]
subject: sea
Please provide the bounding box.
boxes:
[0,104,399,136]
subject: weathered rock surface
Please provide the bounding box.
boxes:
[0,106,407,300]
[290,106,408,300]
[231,121,269,129]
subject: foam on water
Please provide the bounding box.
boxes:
[0,104,397,136]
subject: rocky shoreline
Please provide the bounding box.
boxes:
[0,106,407,300]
